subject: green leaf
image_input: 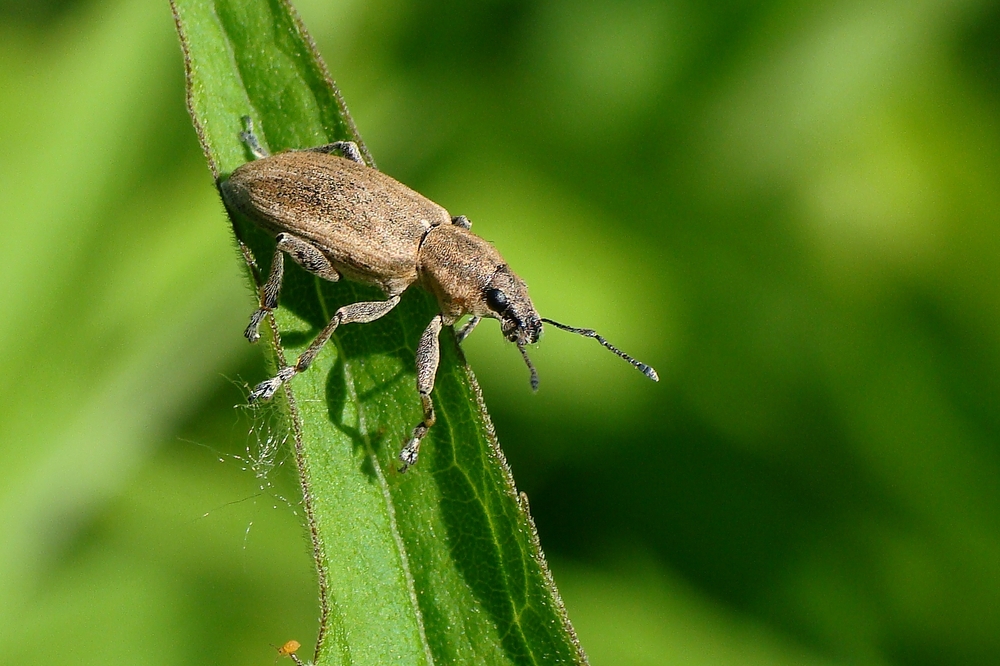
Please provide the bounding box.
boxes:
[170,1,587,664]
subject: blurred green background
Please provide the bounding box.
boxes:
[2,0,1000,663]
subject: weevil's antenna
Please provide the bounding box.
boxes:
[541,318,659,382]
[517,343,540,392]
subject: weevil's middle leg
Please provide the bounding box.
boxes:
[249,295,402,402]
[239,116,269,159]
[399,314,444,472]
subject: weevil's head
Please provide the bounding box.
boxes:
[482,265,542,346]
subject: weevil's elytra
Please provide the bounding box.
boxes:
[224,151,452,296]
[222,117,658,473]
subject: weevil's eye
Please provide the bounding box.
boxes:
[485,288,508,313]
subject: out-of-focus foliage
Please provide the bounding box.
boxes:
[0,0,998,664]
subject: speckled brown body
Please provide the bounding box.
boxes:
[221,120,656,471]
[223,149,541,334]
[223,152,453,297]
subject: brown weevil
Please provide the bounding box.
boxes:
[221,117,658,472]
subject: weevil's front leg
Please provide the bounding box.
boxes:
[307,140,364,164]
[455,316,481,343]
[239,116,269,159]
[399,314,445,472]
[244,233,341,343]
[249,295,401,402]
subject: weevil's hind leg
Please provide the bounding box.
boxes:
[455,316,480,343]
[307,140,364,164]
[399,314,444,472]
[249,295,402,402]
[244,233,341,343]
[238,116,269,159]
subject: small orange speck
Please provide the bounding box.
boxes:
[277,640,301,657]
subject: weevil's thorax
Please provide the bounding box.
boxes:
[418,225,541,344]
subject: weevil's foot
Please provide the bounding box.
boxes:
[249,367,295,402]
[249,377,281,402]
[398,438,421,473]
[244,309,267,343]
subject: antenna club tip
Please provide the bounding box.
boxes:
[640,364,659,382]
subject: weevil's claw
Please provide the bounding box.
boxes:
[249,367,295,402]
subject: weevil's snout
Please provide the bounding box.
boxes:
[499,308,542,345]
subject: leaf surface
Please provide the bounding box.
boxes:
[170,1,587,663]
